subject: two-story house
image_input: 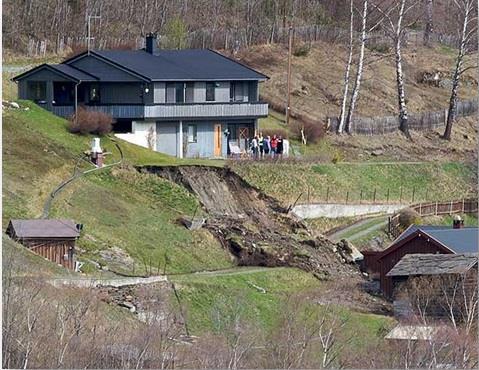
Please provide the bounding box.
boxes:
[12,34,269,158]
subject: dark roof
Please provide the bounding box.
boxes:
[49,64,98,81]
[12,63,98,82]
[8,219,80,238]
[73,49,268,81]
[385,225,478,255]
[387,253,478,277]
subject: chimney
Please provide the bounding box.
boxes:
[145,33,158,54]
[452,214,464,229]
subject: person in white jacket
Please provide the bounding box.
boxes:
[282,138,290,158]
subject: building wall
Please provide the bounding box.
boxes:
[21,238,76,270]
[156,122,178,156]
[379,235,452,298]
[100,82,144,104]
[115,120,156,149]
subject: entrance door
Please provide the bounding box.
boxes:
[239,126,249,151]
[214,124,222,157]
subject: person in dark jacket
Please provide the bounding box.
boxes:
[263,135,270,156]
[276,135,283,159]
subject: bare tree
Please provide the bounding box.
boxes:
[424,0,434,46]
[442,0,478,140]
[337,0,355,134]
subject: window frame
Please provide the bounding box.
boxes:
[206,82,216,102]
[187,124,197,143]
[89,83,101,104]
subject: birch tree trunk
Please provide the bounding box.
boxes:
[337,0,355,134]
[395,0,411,139]
[345,0,368,133]
[443,0,475,140]
[424,0,434,46]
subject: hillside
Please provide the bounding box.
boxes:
[240,42,478,120]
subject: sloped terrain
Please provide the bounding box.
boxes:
[142,165,358,279]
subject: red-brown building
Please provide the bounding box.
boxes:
[6,219,81,270]
[377,225,478,298]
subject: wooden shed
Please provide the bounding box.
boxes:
[6,219,81,270]
[387,253,478,320]
[377,225,478,298]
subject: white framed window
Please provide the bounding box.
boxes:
[188,124,197,143]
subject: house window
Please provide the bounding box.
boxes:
[27,81,46,102]
[185,82,194,103]
[230,82,244,102]
[187,124,197,143]
[206,82,215,102]
[89,84,100,103]
[175,83,185,103]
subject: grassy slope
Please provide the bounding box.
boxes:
[3,101,232,275]
[230,161,477,205]
[172,267,394,353]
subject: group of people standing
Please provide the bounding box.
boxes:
[250,133,289,159]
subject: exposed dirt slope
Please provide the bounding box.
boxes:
[140,165,357,280]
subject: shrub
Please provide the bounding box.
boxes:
[293,43,311,57]
[398,208,421,231]
[68,107,114,135]
[291,116,325,145]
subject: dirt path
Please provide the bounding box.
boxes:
[327,216,389,242]
[171,266,273,278]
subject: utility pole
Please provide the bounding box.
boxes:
[87,15,101,54]
[286,24,293,126]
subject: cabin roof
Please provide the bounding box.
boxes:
[7,219,80,239]
[380,225,478,259]
[387,253,478,277]
[12,63,98,82]
[67,49,268,81]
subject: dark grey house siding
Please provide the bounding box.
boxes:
[100,82,144,104]
[69,55,143,82]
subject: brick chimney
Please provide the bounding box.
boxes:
[145,33,159,54]
[452,214,464,229]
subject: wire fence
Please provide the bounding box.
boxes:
[299,185,476,206]
[327,98,478,135]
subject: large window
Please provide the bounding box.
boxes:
[185,82,194,103]
[53,82,74,105]
[230,82,244,102]
[187,124,197,143]
[206,82,215,102]
[27,81,46,102]
[166,82,185,103]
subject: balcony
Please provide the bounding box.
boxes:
[51,102,268,120]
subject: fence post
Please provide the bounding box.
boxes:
[388,216,391,234]
[412,187,415,203]
[326,187,330,203]
[386,188,390,203]
[346,191,349,204]
[400,187,403,202]
[462,198,465,213]
[360,189,363,204]
[307,185,310,204]
[419,202,422,215]
[435,201,438,215]
[373,188,377,203]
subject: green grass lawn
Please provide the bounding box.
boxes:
[230,161,477,205]
[3,101,231,275]
[171,267,394,354]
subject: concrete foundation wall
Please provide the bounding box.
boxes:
[293,203,408,219]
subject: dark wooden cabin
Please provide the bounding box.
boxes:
[377,225,478,298]
[387,253,478,320]
[6,219,81,270]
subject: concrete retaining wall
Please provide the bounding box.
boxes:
[293,203,408,219]
[48,275,167,288]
